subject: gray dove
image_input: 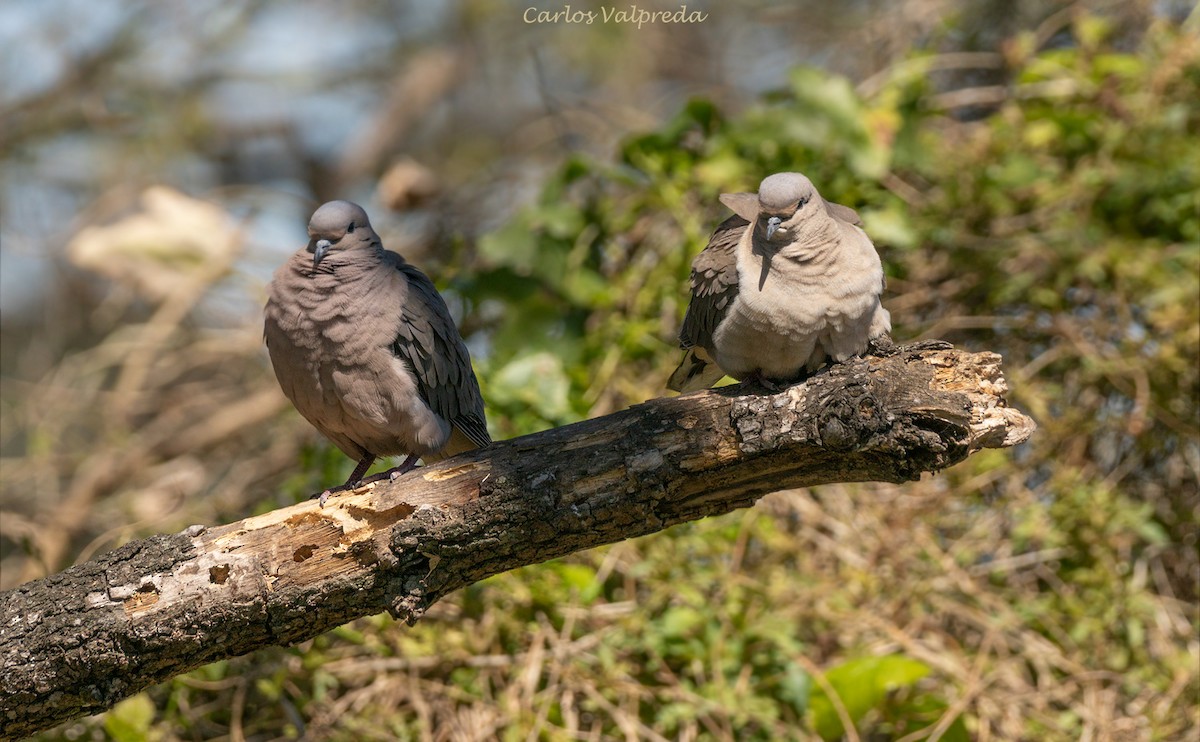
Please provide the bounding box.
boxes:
[264,200,490,496]
[668,172,890,392]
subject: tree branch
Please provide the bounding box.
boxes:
[0,343,1035,737]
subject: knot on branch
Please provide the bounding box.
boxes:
[815,374,890,452]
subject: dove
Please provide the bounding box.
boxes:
[264,200,490,498]
[668,172,890,392]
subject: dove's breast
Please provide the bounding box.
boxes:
[711,227,888,381]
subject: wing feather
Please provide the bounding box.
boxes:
[391,264,491,449]
[678,214,746,352]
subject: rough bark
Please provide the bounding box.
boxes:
[0,343,1035,738]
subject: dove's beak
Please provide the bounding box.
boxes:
[766,216,783,240]
[312,239,332,269]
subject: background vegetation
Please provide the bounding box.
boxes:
[1,1,1196,739]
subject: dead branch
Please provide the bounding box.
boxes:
[0,343,1035,738]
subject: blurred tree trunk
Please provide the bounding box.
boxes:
[0,342,1034,738]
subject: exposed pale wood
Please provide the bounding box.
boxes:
[0,342,1035,738]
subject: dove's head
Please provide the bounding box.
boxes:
[307,200,379,270]
[755,172,821,242]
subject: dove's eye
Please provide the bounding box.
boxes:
[347,222,357,233]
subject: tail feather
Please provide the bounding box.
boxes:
[667,349,728,393]
[424,425,485,463]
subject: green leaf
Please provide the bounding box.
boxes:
[486,352,575,425]
[552,561,603,603]
[105,693,157,742]
[808,655,931,740]
[659,605,705,639]
[477,219,539,274]
[780,661,813,716]
[862,207,918,250]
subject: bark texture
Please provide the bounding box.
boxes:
[0,343,1035,738]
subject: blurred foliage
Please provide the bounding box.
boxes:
[11,6,1200,742]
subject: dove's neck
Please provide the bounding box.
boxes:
[738,214,839,291]
[296,240,389,283]
[782,212,839,255]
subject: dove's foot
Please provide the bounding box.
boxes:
[311,478,368,507]
[384,454,421,482]
[746,369,811,393]
[357,454,422,486]
[310,451,383,505]
[759,377,787,392]
[311,454,424,505]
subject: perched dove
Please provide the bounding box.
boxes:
[668,172,890,392]
[264,201,490,495]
